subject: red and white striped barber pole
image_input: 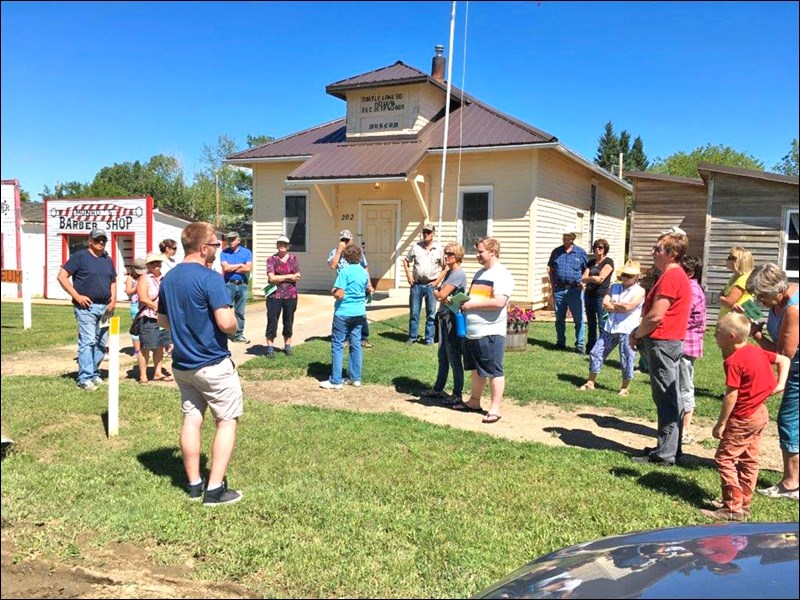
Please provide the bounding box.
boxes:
[107,316,121,437]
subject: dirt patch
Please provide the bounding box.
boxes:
[1,347,785,598]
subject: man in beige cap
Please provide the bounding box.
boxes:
[547,226,589,354]
[403,220,444,345]
[220,231,253,343]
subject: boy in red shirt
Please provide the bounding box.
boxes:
[701,313,789,521]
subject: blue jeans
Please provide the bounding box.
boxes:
[226,282,249,338]
[433,312,464,396]
[74,303,109,385]
[409,283,436,343]
[330,315,364,384]
[554,287,585,350]
[584,294,607,352]
[778,358,799,454]
[588,330,636,381]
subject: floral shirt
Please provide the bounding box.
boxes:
[267,253,300,299]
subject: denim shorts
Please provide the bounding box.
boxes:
[463,335,505,378]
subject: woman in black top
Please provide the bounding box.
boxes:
[582,239,614,353]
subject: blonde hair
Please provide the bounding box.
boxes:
[475,237,500,257]
[444,242,465,262]
[716,312,751,343]
[728,246,754,275]
[181,222,216,254]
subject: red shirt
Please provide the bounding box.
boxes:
[723,344,778,420]
[642,266,691,340]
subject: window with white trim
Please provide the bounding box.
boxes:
[284,193,307,252]
[458,186,493,249]
[784,208,799,279]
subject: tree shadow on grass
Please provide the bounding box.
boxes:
[137,447,208,492]
[578,413,657,438]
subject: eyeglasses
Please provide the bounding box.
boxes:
[593,246,604,251]
[652,246,667,254]
[204,241,222,247]
[423,230,433,234]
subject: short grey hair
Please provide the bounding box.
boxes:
[746,263,789,300]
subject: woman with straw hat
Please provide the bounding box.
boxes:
[578,260,645,396]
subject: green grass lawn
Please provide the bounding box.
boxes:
[1,303,797,597]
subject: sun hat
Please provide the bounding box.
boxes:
[619,260,642,277]
[132,257,147,275]
[145,252,165,265]
[276,235,290,244]
[339,229,353,241]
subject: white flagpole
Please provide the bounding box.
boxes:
[437,0,457,243]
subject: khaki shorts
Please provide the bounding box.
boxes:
[174,358,243,422]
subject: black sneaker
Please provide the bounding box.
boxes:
[203,481,243,506]
[265,348,275,359]
[631,454,675,467]
[186,478,205,501]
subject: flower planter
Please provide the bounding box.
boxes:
[505,329,528,352]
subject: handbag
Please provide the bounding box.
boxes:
[129,315,142,337]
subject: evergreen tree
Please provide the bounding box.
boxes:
[773,138,799,176]
[594,121,620,173]
[628,136,649,172]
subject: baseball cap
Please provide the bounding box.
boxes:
[225,231,239,240]
[145,252,165,265]
[276,235,291,244]
[339,229,353,241]
[422,220,435,232]
[132,258,147,275]
[89,229,107,240]
[562,225,577,236]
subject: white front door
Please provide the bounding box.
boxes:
[360,202,398,290]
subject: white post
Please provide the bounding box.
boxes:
[436,1,458,243]
[107,316,120,438]
[619,152,624,180]
[22,270,32,330]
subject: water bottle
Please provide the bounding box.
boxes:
[455,311,466,338]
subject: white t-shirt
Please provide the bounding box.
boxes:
[604,282,644,335]
[465,262,515,338]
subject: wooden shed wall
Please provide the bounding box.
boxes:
[628,179,707,270]
[704,173,799,324]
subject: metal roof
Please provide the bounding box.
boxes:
[287,140,427,181]
[21,202,45,223]
[696,162,799,186]
[625,171,706,186]
[325,61,440,99]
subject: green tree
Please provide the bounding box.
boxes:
[246,134,274,148]
[19,188,30,202]
[628,136,649,172]
[650,143,765,178]
[594,121,620,173]
[191,134,251,227]
[773,138,799,176]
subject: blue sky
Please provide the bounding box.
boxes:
[2,1,798,198]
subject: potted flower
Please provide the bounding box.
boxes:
[507,304,536,333]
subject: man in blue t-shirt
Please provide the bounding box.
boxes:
[547,226,589,354]
[220,231,253,343]
[56,228,117,391]
[158,222,244,507]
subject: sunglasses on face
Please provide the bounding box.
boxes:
[652,246,667,254]
[93,238,107,244]
[444,252,456,256]
[205,241,222,248]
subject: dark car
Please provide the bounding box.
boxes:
[474,522,798,599]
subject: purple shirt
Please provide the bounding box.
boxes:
[684,279,707,358]
[267,253,300,299]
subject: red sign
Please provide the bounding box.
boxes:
[1,269,22,284]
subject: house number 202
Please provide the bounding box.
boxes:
[340,214,354,221]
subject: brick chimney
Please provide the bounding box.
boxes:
[431,45,445,82]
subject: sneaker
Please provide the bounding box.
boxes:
[420,389,446,399]
[758,483,800,500]
[203,481,243,507]
[406,339,417,346]
[92,377,105,386]
[681,433,694,445]
[424,340,435,346]
[319,380,343,390]
[284,346,292,356]
[265,348,275,359]
[77,381,98,391]
[186,478,206,501]
[234,336,250,344]
[344,378,361,387]
[360,340,373,348]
